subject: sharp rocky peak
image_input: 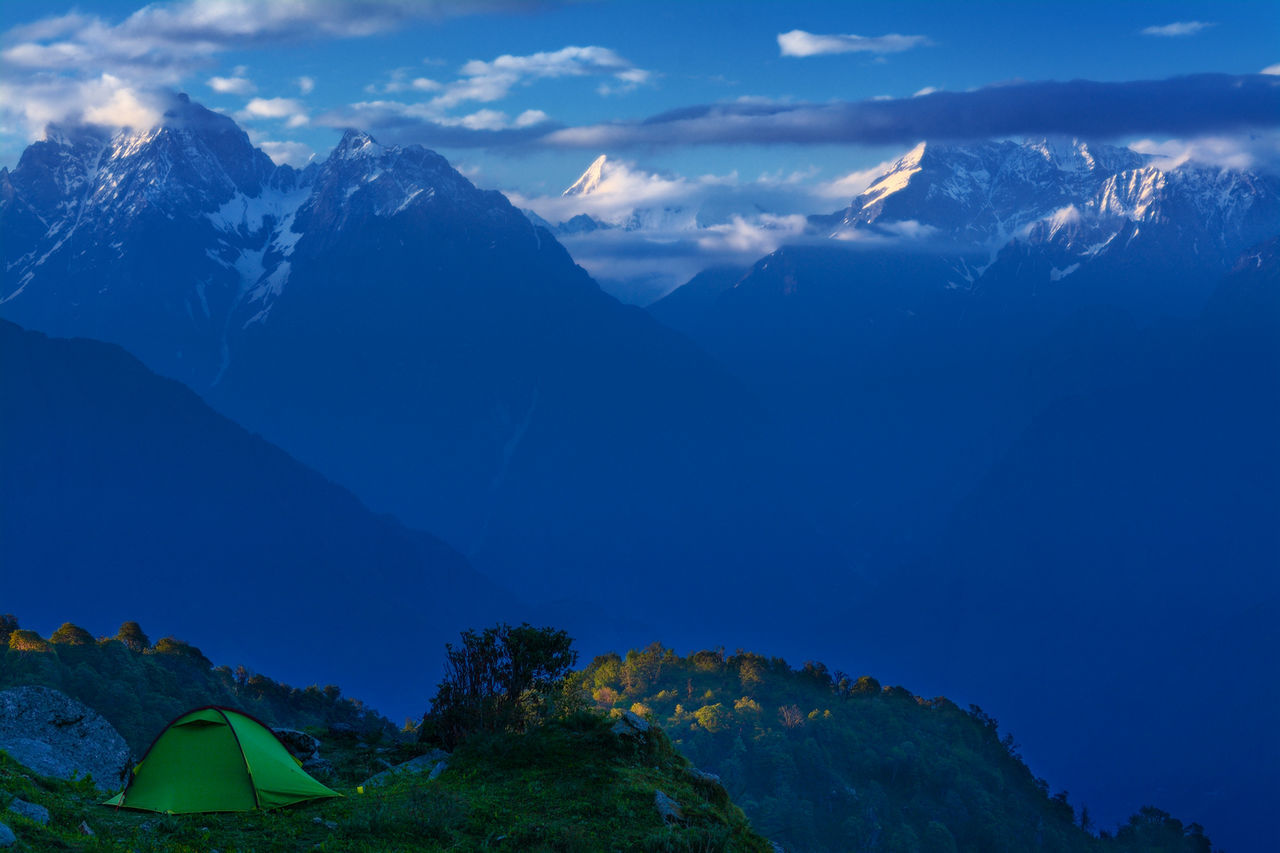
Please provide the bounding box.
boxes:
[332,128,384,160]
[563,154,609,196]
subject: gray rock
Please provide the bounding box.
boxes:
[327,722,357,739]
[302,756,334,776]
[611,710,650,738]
[272,729,319,761]
[427,759,448,781]
[0,822,14,848]
[770,842,785,853]
[8,798,49,825]
[654,789,682,824]
[689,768,721,783]
[78,820,94,836]
[359,750,449,789]
[0,687,131,792]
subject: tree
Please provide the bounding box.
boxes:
[778,704,805,729]
[0,614,17,648]
[115,621,150,653]
[694,703,730,733]
[150,636,212,668]
[422,623,576,749]
[7,629,51,652]
[49,622,94,645]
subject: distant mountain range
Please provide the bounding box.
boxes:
[0,94,794,625]
[2,95,1277,849]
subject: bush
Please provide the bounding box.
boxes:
[49,623,94,646]
[421,623,577,749]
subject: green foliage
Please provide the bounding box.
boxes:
[114,622,149,653]
[578,645,1220,853]
[7,628,51,652]
[49,622,96,646]
[0,614,18,648]
[1108,806,1214,853]
[421,623,577,750]
[148,636,212,667]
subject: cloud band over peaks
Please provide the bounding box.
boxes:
[544,74,1280,149]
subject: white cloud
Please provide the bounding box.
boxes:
[434,45,650,108]
[1140,21,1215,37]
[366,67,445,94]
[0,74,168,138]
[207,74,256,94]
[0,1,567,140]
[239,96,309,127]
[82,80,170,129]
[296,75,315,94]
[455,109,510,130]
[504,149,929,303]
[514,109,549,128]
[913,86,939,97]
[1262,64,1280,76]
[696,214,808,253]
[816,159,899,199]
[1129,131,1280,172]
[778,29,931,57]
[258,139,315,166]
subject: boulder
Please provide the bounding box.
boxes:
[358,750,449,789]
[654,789,682,824]
[272,728,320,761]
[7,799,48,825]
[0,822,14,848]
[0,687,130,792]
[327,722,358,739]
[611,710,649,738]
[302,756,334,776]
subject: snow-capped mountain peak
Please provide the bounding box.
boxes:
[0,99,542,390]
[857,142,927,210]
[563,154,608,196]
[332,129,384,161]
[830,136,1276,260]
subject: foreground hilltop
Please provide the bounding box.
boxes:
[1,619,1217,852]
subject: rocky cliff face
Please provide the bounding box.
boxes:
[0,687,131,792]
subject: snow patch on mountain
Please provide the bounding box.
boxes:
[207,181,310,237]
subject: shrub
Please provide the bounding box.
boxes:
[421,623,577,749]
[49,623,94,645]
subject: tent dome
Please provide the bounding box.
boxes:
[103,707,339,813]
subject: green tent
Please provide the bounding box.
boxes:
[103,707,340,813]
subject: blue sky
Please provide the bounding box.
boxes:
[2,0,1277,297]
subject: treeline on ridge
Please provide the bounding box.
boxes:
[0,615,393,753]
[574,644,1216,853]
